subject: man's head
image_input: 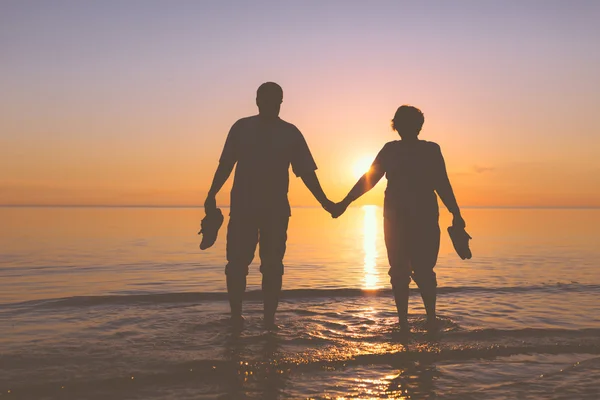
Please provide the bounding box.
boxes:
[256,82,283,118]
[391,105,424,139]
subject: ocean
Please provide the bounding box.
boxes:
[1,206,599,399]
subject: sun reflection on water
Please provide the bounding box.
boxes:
[362,205,380,290]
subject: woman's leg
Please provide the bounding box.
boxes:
[391,277,410,329]
[414,278,436,325]
[384,213,411,328]
[411,222,440,329]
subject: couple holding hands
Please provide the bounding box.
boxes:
[200,82,470,332]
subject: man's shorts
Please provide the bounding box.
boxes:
[383,208,440,288]
[225,213,290,277]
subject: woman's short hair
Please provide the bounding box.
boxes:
[391,105,425,134]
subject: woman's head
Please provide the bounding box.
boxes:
[391,105,424,139]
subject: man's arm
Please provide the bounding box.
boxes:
[204,122,239,213]
[300,171,334,212]
[204,161,235,212]
[290,128,334,212]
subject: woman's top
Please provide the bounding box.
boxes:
[371,140,459,221]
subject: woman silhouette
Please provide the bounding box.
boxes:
[332,106,466,331]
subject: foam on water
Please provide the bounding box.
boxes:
[1,287,600,399]
[3,282,598,308]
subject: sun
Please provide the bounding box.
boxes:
[353,156,374,179]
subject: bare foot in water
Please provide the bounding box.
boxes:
[230,315,245,331]
[392,323,411,343]
[263,316,278,330]
[399,318,409,331]
[425,317,439,333]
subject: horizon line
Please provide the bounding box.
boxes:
[1,204,600,210]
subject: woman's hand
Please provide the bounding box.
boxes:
[204,195,217,214]
[452,213,466,229]
[330,199,350,218]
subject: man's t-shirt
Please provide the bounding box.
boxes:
[371,140,448,222]
[219,115,317,217]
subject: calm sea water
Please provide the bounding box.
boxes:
[1,206,599,399]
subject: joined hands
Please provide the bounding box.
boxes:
[321,199,350,219]
[321,199,335,216]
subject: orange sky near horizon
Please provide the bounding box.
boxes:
[2,1,600,208]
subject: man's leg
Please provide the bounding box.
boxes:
[225,214,258,322]
[258,215,289,327]
[226,274,246,320]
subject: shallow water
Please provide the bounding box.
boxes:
[1,207,599,399]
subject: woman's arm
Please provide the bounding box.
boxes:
[434,145,465,227]
[331,166,385,218]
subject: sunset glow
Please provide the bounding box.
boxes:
[362,205,380,290]
[353,156,375,179]
[1,2,599,207]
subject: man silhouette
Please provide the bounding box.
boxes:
[203,82,334,328]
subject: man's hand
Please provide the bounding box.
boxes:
[452,213,466,229]
[204,195,217,214]
[321,199,336,215]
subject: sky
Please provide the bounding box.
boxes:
[1,0,600,207]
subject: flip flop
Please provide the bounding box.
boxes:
[198,208,224,250]
[447,225,472,260]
